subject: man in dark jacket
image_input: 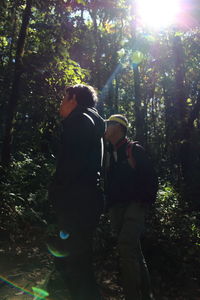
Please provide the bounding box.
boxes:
[48,84,105,300]
[104,114,155,300]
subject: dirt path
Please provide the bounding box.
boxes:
[0,242,199,300]
[0,243,52,300]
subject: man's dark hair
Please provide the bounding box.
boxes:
[65,84,98,107]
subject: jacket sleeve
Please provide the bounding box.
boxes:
[54,113,94,185]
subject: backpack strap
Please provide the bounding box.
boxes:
[83,112,95,125]
[126,141,140,169]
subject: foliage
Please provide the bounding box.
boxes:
[145,182,200,280]
[0,153,55,239]
[0,0,200,294]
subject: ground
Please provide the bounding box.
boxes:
[0,235,199,300]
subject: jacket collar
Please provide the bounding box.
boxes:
[114,137,128,150]
[62,105,89,123]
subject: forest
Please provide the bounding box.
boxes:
[0,0,200,299]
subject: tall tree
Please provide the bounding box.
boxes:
[1,0,33,165]
[173,35,187,141]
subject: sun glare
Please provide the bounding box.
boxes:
[136,0,180,29]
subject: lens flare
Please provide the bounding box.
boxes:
[59,230,70,240]
[143,34,156,42]
[47,244,69,258]
[131,51,144,64]
[0,276,49,299]
[32,287,49,299]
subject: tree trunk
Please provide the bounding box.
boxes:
[1,0,32,165]
[173,35,187,141]
[89,10,101,89]
[173,37,200,208]
[130,1,145,144]
[114,75,119,113]
[134,66,144,143]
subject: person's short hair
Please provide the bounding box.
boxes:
[65,84,98,107]
[106,114,129,136]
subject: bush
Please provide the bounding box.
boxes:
[0,153,55,241]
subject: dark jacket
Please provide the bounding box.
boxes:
[106,138,151,207]
[53,106,105,187]
[49,106,105,226]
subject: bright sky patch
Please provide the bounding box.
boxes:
[136,0,180,29]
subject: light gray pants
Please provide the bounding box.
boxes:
[110,201,154,300]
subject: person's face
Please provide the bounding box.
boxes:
[59,91,77,118]
[104,121,118,142]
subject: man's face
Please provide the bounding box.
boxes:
[104,121,118,141]
[59,92,77,118]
